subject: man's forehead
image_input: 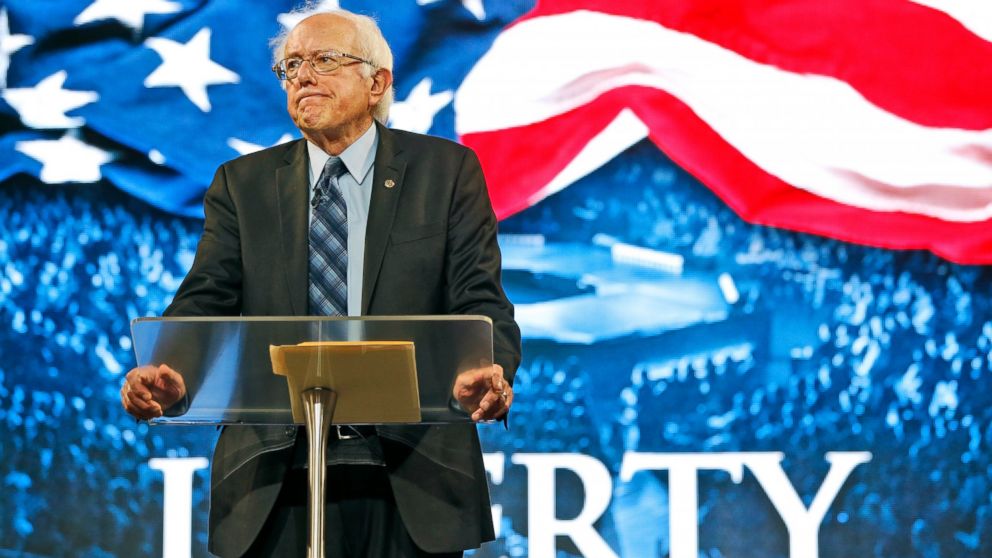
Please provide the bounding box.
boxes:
[285,14,356,53]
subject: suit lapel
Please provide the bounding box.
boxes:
[363,123,407,314]
[276,139,311,316]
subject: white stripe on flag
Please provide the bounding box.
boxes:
[456,10,992,222]
[908,0,992,43]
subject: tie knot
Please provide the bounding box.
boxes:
[322,156,346,181]
[313,156,347,209]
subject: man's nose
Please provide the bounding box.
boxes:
[295,59,318,85]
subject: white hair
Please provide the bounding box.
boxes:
[270,5,394,124]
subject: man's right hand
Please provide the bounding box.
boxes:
[120,364,187,420]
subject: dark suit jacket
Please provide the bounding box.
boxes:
[165,123,521,556]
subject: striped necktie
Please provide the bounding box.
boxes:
[308,156,348,316]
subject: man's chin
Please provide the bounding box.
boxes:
[295,113,331,132]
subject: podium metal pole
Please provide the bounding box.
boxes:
[302,387,337,558]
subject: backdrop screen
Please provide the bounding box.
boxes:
[2,1,991,557]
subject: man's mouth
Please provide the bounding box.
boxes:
[298,91,328,102]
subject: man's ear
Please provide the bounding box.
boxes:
[370,67,393,102]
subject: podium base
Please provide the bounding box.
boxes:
[302,387,337,558]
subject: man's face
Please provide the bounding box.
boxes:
[282,14,378,137]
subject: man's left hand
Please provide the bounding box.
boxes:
[452,364,513,422]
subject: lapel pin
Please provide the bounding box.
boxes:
[384,179,396,189]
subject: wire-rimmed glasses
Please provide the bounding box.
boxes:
[272,50,374,80]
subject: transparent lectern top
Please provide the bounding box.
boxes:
[130,316,495,425]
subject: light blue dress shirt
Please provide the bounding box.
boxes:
[303,125,385,466]
[306,124,377,317]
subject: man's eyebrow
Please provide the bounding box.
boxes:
[283,48,345,59]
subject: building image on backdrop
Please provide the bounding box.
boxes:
[1,0,991,557]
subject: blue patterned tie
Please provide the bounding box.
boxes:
[308,157,348,316]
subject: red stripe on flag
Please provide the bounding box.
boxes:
[512,0,992,130]
[462,99,624,219]
[465,85,992,263]
[629,86,992,264]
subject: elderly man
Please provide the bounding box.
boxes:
[120,8,520,558]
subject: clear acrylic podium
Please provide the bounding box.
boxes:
[130,315,496,558]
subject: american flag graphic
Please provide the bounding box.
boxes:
[2,0,990,262]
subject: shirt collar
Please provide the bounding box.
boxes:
[306,123,378,186]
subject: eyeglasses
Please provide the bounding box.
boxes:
[272,50,374,80]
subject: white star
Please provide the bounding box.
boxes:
[277,0,341,30]
[74,0,182,32]
[461,0,486,20]
[2,71,99,129]
[416,0,485,21]
[227,133,295,156]
[144,28,240,112]
[389,77,453,134]
[16,132,113,183]
[1,7,34,88]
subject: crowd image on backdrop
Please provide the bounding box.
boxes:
[2,142,991,557]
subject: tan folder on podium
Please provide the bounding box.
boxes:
[269,341,421,424]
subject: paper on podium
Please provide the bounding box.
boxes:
[270,341,421,424]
